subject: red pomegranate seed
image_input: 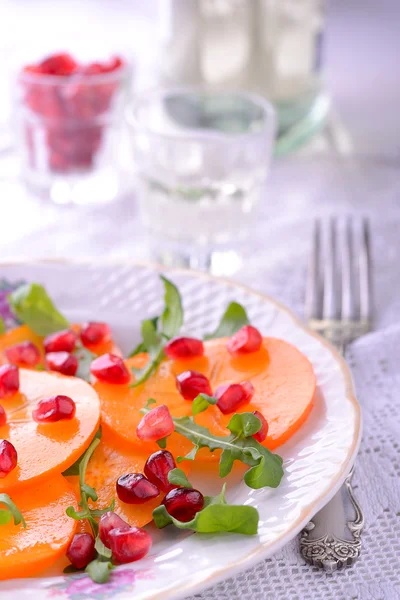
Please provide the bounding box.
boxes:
[0,405,6,427]
[46,352,78,376]
[136,405,174,441]
[226,325,263,354]
[164,337,204,360]
[80,322,111,347]
[99,511,130,548]
[163,487,204,522]
[32,395,76,423]
[241,380,255,402]
[5,341,41,367]
[253,410,269,442]
[0,439,18,478]
[90,353,130,384]
[66,533,96,569]
[176,370,212,401]
[44,329,77,353]
[215,382,252,415]
[109,526,152,564]
[116,473,159,504]
[0,365,20,398]
[144,450,176,493]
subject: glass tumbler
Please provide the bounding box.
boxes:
[127,88,276,263]
[14,60,131,204]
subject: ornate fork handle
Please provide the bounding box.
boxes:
[300,467,364,571]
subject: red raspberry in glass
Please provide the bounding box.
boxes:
[116,473,159,504]
[39,53,78,76]
[0,439,18,478]
[165,337,204,360]
[5,341,41,367]
[43,329,77,354]
[136,405,174,442]
[45,352,78,376]
[66,533,96,569]
[176,370,212,401]
[90,353,130,384]
[109,527,152,564]
[80,322,111,347]
[252,410,269,443]
[32,395,76,423]
[226,325,263,354]
[144,450,177,493]
[0,365,20,398]
[99,511,130,548]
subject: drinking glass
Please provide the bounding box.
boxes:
[126,88,276,266]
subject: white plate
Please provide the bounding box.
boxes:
[0,261,361,600]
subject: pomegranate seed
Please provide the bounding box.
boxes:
[136,405,174,441]
[215,382,252,415]
[99,511,130,548]
[109,527,152,563]
[81,322,111,347]
[163,487,204,522]
[176,370,212,401]
[144,450,176,493]
[43,329,77,353]
[5,341,41,367]
[46,352,78,376]
[226,325,263,354]
[164,337,204,360]
[0,365,20,398]
[116,473,159,504]
[241,380,255,402]
[66,533,96,569]
[90,353,130,384]
[0,439,18,478]
[32,395,76,423]
[253,410,269,442]
[0,405,6,427]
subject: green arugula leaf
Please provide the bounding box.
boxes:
[74,345,96,382]
[95,536,112,560]
[8,283,69,336]
[0,316,5,334]
[0,494,26,528]
[130,276,183,387]
[153,484,259,535]
[156,437,167,449]
[160,275,183,339]
[204,302,249,340]
[62,429,102,476]
[168,468,192,488]
[85,559,113,584]
[192,393,218,416]
[141,405,284,490]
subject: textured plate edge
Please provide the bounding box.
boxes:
[0,258,362,600]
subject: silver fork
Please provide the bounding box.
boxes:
[299,217,372,571]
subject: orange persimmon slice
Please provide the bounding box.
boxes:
[0,369,100,492]
[0,475,77,580]
[66,433,190,528]
[96,337,316,457]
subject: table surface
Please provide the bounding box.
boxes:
[0,1,399,599]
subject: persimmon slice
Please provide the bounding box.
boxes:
[0,475,77,580]
[96,337,316,456]
[0,369,100,492]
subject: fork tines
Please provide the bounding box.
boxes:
[306,218,372,329]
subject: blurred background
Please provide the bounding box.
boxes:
[0,0,399,288]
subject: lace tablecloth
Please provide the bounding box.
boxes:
[1,155,400,599]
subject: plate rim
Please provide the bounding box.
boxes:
[0,258,361,599]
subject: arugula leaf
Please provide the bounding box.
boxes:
[192,393,218,416]
[62,429,102,476]
[142,406,284,490]
[168,468,192,488]
[160,275,183,339]
[8,283,69,336]
[130,277,183,387]
[74,345,96,382]
[204,302,249,340]
[0,316,5,334]
[153,484,259,535]
[0,494,26,528]
[86,559,113,584]
[156,437,167,449]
